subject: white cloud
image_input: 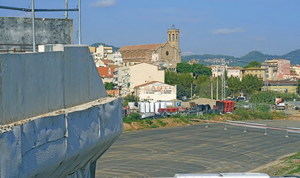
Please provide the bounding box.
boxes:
[212,28,244,35]
[92,0,116,7]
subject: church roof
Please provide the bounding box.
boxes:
[120,43,163,51]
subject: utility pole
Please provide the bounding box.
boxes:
[211,77,213,99]
[78,0,82,44]
[216,76,219,100]
[221,68,226,100]
[190,83,193,99]
[64,0,69,18]
[31,0,36,52]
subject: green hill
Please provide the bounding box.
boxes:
[182,50,300,66]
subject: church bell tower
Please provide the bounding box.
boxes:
[167,25,180,49]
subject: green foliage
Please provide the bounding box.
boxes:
[297,80,300,95]
[244,61,262,68]
[191,64,212,76]
[176,63,193,73]
[241,75,263,95]
[232,108,284,120]
[123,94,139,106]
[250,91,299,104]
[156,120,167,127]
[227,77,242,96]
[165,71,194,99]
[176,63,212,76]
[104,82,116,90]
[123,113,141,123]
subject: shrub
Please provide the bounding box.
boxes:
[123,113,141,123]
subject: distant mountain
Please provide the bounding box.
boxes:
[90,42,120,52]
[182,50,300,66]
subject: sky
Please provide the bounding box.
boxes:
[1,0,300,56]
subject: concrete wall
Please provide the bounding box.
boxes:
[0,98,123,178]
[0,17,73,51]
[0,45,107,125]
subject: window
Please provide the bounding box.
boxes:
[166,51,169,56]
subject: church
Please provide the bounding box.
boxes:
[119,26,181,69]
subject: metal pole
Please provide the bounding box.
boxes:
[31,0,36,52]
[211,77,213,99]
[190,83,193,99]
[65,0,69,18]
[216,76,219,100]
[78,0,82,44]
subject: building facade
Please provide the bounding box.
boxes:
[241,67,267,81]
[120,27,181,69]
[134,81,176,101]
[262,59,291,80]
[117,63,165,96]
[227,67,242,79]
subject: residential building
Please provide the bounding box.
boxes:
[241,67,267,80]
[95,45,113,60]
[262,59,291,80]
[210,65,226,77]
[89,45,123,67]
[97,66,117,83]
[120,26,181,69]
[117,63,165,96]
[134,81,176,101]
[291,65,300,76]
[263,80,298,94]
[227,67,242,79]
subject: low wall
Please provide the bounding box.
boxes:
[0,98,123,177]
[0,45,107,125]
[0,17,73,50]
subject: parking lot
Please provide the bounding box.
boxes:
[96,121,300,177]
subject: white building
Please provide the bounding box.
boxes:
[227,67,242,79]
[134,81,176,101]
[117,63,165,96]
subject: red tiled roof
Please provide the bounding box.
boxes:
[97,67,115,78]
[120,44,163,51]
[106,90,120,96]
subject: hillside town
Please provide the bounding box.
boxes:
[1,0,300,177]
[89,28,300,101]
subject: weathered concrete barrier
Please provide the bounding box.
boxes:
[0,46,107,125]
[0,45,122,177]
[0,97,122,177]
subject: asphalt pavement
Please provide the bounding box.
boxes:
[96,121,300,177]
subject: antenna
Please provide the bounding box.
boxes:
[31,0,36,52]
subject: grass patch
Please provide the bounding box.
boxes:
[261,152,300,176]
[229,108,286,120]
[156,120,167,127]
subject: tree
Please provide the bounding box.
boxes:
[165,71,193,99]
[192,64,212,77]
[297,80,300,95]
[241,75,263,95]
[176,63,212,77]
[176,63,193,73]
[244,61,261,68]
[123,94,139,106]
[227,77,242,97]
[193,76,211,98]
[104,82,116,90]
